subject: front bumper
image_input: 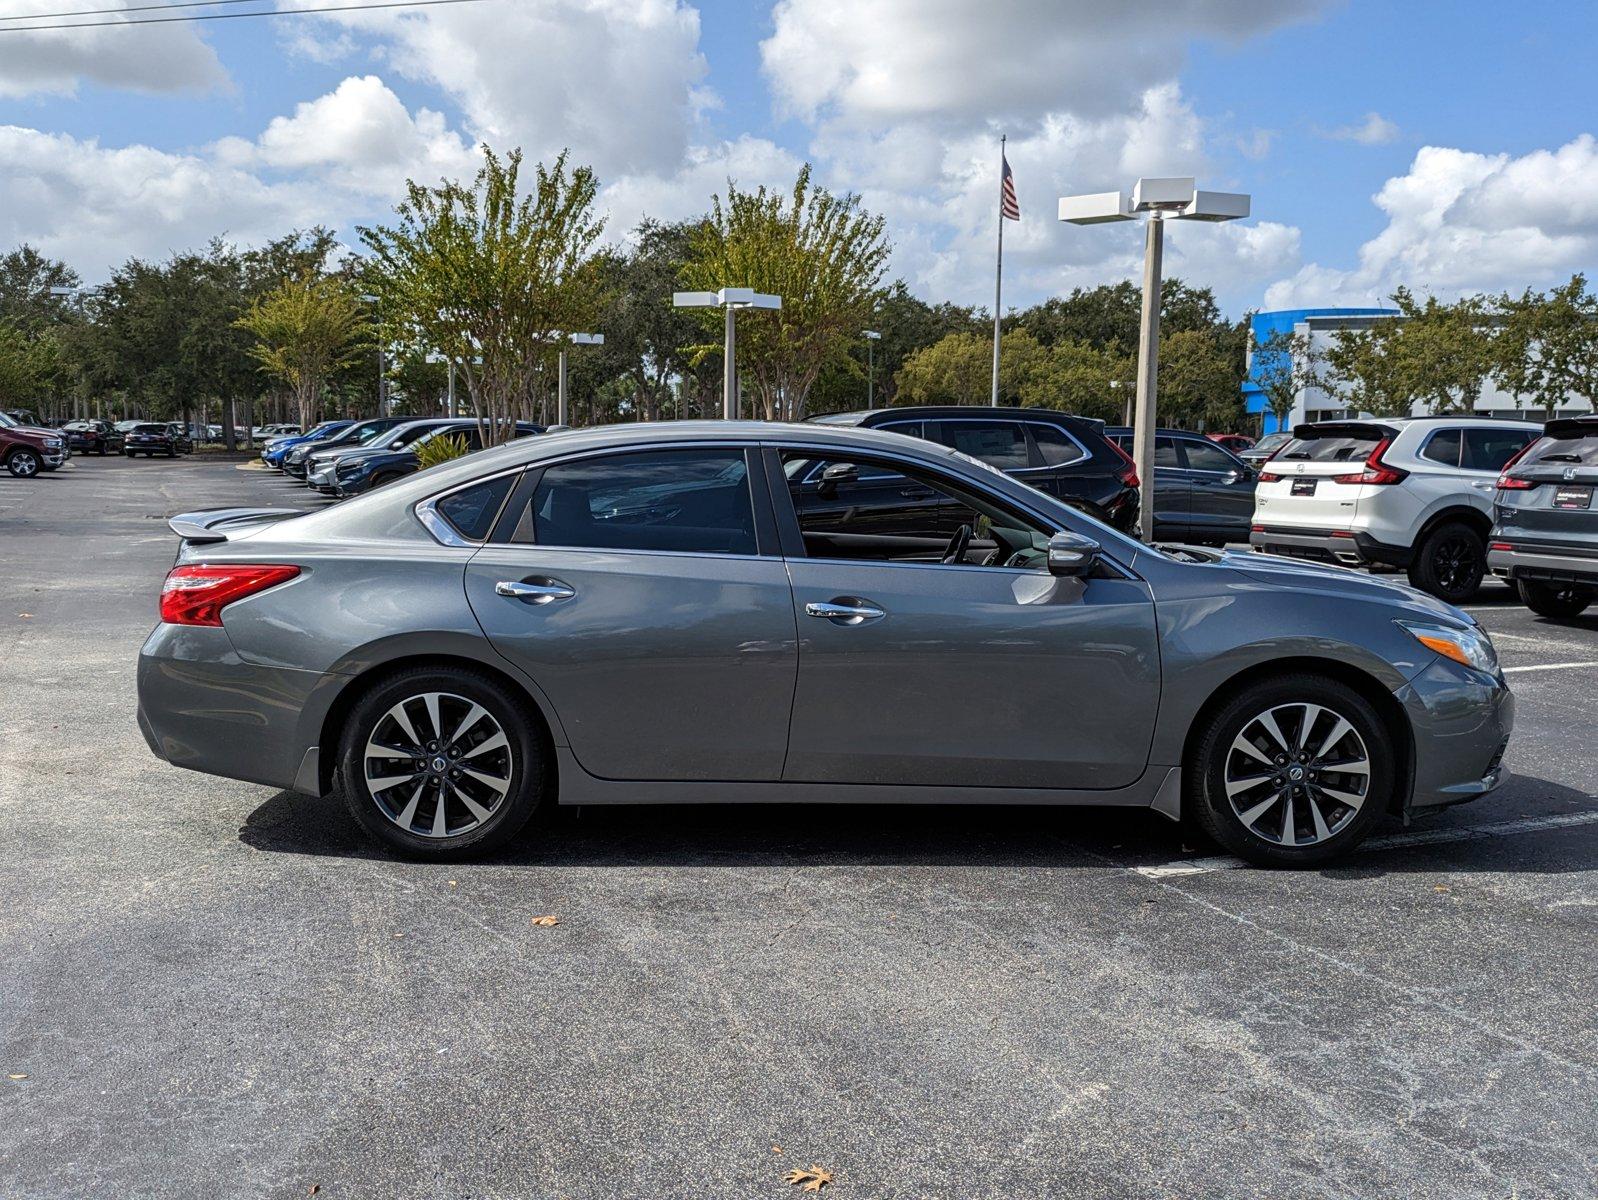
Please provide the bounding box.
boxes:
[1488,540,1598,587]
[1395,658,1515,812]
[42,448,66,468]
[1249,525,1411,568]
[137,623,332,794]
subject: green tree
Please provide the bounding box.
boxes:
[1389,288,1494,414]
[894,329,1048,406]
[0,321,56,408]
[1011,279,1222,352]
[1324,319,1416,418]
[1251,327,1325,430]
[1494,275,1598,415]
[0,245,80,336]
[1159,329,1245,430]
[681,163,890,420]
[236,273,372,431]
[359,145,606,446]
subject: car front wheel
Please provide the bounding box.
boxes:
[1517,578,1593,618]
[1188,675,1394,867]
[6,449,41,478]
[338,667,548,858]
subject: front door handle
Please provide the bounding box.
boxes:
[496,578,576,604]
[805,597,886,624]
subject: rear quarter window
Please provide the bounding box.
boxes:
[1524,432,1598,467]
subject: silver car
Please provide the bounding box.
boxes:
[137,422,1513,866]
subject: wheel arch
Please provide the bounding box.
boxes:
[312,651,562,797]
[1180,655,1414,817]
[1414,502,1491,548]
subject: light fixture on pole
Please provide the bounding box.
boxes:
[863,330,882,407]
[672,287,782,419]
[553,332,604,427]
[1059,178,1249,542]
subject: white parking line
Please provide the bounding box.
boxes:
[1132,809,1598,878]
[1502,661,1598,674]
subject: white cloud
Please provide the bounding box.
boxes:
[0,0,226,98]
[291,0,708,180]
[762,0,1329,128]
[1265,135,1598,309]
[1326,112,1400,145]
[600,136,804,239]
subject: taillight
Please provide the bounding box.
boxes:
[1257,471,1281,482]
[1331,437,1408,485]
[1495,439,1540,489]
[160,564,300,626]
[1107,439,1139,488]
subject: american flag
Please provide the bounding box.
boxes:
[1000,154,1020,221]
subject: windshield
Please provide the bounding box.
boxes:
[1524,431,1598,467]
[1253,432,1291,453]
[0,412,16,429]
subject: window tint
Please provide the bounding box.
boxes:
[1461,427,1535,471]
[933,420,1030,470]
[1524,431,1598,467]
[436,474,515,541]
[1181,440,1239,473]
[1155,437,1180,468]
[1030,423,1088,467]
[875,420,924,441]
[515,450,756,555]
[781,451,1054,569]
[1420,428,1461,466]
[1277,432,1385,462]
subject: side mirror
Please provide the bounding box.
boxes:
[1047,531,1100,578]
[1222,469,1242,485]
[817,461,858,497]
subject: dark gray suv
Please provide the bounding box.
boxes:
[137,421,1512,867]
[1489,415,1598,617]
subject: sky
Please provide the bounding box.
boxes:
[3,0,1597,318]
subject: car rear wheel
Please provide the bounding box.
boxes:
[1188,675,1393,867]
[1517,578,1593,618]
[338,667,548,859]
[1407,520,1485,602]
[6,449,40,478]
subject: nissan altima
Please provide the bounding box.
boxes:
[137,422,1513,866]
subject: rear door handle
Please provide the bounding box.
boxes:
[496,578,576,604]
[805,598,886,624]
[899,486,934,499]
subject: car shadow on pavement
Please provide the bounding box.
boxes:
[239,776,1598,876]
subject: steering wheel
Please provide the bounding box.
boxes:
[941,523,972,565]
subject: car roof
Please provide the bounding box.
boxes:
[1103,426,1209,438]
[811,405,1098,426]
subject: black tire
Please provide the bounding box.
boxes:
[1517,578,1593,618]
[5,448,41,478]
[166,447,176,458]
[97,443,107,456]
[1187,674,1395,867]
[337,666,548,859]
[1407,520,1485,602]
[369,472,401,488]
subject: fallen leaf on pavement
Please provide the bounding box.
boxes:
[308,1186,320,1196]
[771,1145,783,1154]
[8,1073,27,1080]
[531,915,560,927]
[784,1165,833,1191]
[17,614,32,619]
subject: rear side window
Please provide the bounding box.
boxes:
[1524,431,1598,467]
[1029,423,1088,467]
[1155,437,1180,468]
[1461,427,1536,471]
[874,420,925,441]
[1180,440,1239,473]
[1420,429,1462,466]
[1277,433,1384,462]
[514,449,757,555]
[933,421,1030,470]
[436,475,515,541]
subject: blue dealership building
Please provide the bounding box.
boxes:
[1241,307,1397,434]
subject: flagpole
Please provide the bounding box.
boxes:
[990,134,1005,407]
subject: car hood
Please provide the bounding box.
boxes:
[7,424,60,441]
[1225,548,1473,625]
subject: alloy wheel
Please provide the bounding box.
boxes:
[9,451,39,478]
[1223,702,1371,847]
[363,691,514,839]
[1432,533,1479,593]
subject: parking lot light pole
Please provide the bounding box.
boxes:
[1060,179,1249,542]
[673,288,783,418]
[863,330,881,406]
[553,333,604,427]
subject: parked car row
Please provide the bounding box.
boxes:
[261,417,543,497]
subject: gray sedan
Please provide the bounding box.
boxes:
[137,421,1513,866]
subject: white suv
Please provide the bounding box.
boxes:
[1249,416,1542,602]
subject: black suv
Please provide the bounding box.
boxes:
[1489,415,1598,617]
[1105,426,1258,545]
[125,423,188,458]
[807,407,1140,532]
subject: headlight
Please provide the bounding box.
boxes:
[336,459,364,477]
[1398,621,1498,674]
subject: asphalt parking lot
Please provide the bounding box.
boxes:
[3,455,1596,1199]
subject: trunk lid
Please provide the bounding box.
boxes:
[1254,421,1398,528]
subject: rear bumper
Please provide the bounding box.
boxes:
[137,623,332,794]
[1395,659,1515,812]
[1488,541,1598,586]
[1249,525,1411,568]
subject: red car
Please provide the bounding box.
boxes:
[1207,432,1255,454]
[1,410,68,477]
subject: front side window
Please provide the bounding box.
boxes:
[781,451,1054,569]
[512,449,757,555]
